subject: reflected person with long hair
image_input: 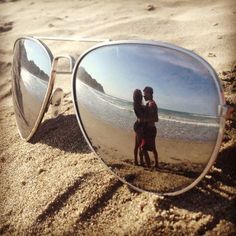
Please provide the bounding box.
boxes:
[133,89,151,167]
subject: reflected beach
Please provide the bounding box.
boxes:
[75,43,221,193]
[76,79,219,192]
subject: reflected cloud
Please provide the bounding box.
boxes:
[124,44,211,77]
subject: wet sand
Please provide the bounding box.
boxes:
[78,104,216,193]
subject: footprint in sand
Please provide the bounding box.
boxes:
[0,21,14,33]
[146,4,155,11]
[208,52,216,57]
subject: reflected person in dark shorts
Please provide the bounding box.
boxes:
[139,86,159,168]
[133,89,146,166]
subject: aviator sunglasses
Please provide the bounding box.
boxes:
[12,36,229,196]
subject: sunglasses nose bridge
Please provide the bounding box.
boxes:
[53,55,76,74]
[45,55,75,118]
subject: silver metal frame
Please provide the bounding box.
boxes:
[32,36,110,43]
[13,36,227,196]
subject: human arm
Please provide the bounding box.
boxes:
[138,101,158,123]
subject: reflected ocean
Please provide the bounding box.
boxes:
[76,81,220,141]
[21,67,48,101]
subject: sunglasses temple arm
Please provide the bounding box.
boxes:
[219,104,236,120]
[32,36,111,43]
[45,56,73,115]
[225,105,236,120]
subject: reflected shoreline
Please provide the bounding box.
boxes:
[78,80,218,123]
[77,80,219,142]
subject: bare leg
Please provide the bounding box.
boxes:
[134,144,138,165]
[139,148,145,166]
[134,135,139,165]
[143,150,151,168]
[153,148,158,168]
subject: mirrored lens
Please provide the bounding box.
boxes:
[12,38,52,139]
[74,43,222,194]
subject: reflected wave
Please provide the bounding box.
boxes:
[76,80,219,141]
[21,67,48,100]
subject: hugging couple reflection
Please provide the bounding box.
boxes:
[133,87,159,168]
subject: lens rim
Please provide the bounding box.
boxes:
[72,40,226,196]
[12,37,54,141]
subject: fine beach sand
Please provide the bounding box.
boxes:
[78,104,215,193]
[0,0,236,235]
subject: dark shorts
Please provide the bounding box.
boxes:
[133,121,144,133]
[141,126,157,151]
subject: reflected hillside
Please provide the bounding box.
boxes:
[21,42,49,81]
[77,67,104,93]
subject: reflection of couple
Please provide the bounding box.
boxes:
[133,86,159,168]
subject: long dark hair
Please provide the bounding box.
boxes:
[133,89,143,106]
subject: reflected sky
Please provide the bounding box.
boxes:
[78,44,220,116]
[24,39,51,75]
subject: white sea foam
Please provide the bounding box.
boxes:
[159,116,219,127]
[21,67,47,99]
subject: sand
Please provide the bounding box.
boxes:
[0,0,236,235]
[77,103,216,193]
